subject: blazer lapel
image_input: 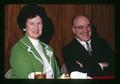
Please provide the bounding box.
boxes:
[40,42,53,64]
[21,34,53,65]
[21,34,44,62]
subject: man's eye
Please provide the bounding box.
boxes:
[38,22,42,25]
[87,24,91,28]
[74,26,83,29]
[30,23,34,25]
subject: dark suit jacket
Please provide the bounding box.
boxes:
[61,38,114,77]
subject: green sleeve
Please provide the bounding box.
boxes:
[52,56,61,79]
[10,45,33,79]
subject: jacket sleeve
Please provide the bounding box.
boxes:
[53,55,62,79]
[10,45,33,79]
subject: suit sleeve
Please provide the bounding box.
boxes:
[97,38,115,74]
[61,47,80,74]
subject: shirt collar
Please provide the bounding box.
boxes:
[27,36,40,46]
[76,37,91,45]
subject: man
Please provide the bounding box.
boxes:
[61,15,114,77]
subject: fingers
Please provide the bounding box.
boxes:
[76,61,83,68]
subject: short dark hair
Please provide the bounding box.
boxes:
[17,4,47,31]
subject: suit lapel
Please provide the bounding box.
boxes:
[74,39,91,56]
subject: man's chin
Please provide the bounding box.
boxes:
[82,38,90,42]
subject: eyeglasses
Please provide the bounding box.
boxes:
[74,24,91,29]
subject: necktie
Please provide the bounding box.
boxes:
[86,42,92,55]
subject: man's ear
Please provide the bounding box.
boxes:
[72,26,75,34]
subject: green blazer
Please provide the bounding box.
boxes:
[10,34,61,79]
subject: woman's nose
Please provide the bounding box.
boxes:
[35,24,39,30]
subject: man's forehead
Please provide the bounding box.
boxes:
[73,16,90,25]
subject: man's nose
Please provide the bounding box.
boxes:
[83,27,89,32]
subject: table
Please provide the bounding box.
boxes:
[92,76,114,79]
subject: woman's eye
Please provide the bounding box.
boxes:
[30,23,34,25]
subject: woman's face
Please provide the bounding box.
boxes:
[26,15,43,39]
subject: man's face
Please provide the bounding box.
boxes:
[72,16,92,42]
[26,15,43,39]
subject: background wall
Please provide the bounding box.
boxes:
[5,4,115,73]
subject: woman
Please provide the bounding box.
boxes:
[10,5,61,79]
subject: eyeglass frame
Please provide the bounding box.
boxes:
[74,24,92,30]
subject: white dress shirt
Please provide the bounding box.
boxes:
[76,37,92,51]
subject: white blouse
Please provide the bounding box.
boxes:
[28,36,54,79]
